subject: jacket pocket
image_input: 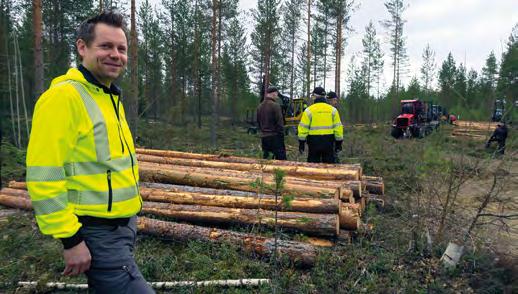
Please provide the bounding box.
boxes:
[107,170,113,212]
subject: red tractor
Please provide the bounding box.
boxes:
[391,99,439,139]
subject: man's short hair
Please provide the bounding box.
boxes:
[76,10,128,46]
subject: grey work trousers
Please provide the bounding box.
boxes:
[81,216,155,294]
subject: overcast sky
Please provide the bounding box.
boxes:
[146,0,517,92]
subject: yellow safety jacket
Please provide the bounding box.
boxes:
[298,101,343,141]
[26,67,141,240]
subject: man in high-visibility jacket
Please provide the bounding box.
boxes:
[26,11,153,293]
[298,87,344,163]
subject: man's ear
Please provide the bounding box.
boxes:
[76,39,87,59]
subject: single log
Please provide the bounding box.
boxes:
[142,202,339,237]
[339,203,361,230]
[8,181,27,190]
[140,188,339,214]
[1,187,30,198]
[139,164,341,199]
[137,217,317,267]
[137,154,360,181]
[0,194,32,210]
[136,148,362,176]
[361,176,385,195]
[0,195,318,267]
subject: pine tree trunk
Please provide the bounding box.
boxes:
[210,0,218,145]
[306,0,311,99]
[335,11,342,95]
[128,0,139,135]
[32,0,44,100]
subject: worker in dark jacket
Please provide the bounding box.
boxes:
[486,123,508,155]
[298,87,343,163]
[327,91,339,108]
[256,86,287,160]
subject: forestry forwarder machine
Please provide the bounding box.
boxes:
[391,99,441,139]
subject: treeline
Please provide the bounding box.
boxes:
[0,0,516,148]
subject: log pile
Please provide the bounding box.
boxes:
[0,148,385,266]
[451,121,496,141]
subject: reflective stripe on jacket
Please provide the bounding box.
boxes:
[297,102,343,141]
[26,68,141,239]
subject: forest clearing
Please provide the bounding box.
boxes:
[1,119,516,293]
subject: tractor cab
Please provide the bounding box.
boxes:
[284,97,307,128]
[391,99,435,139]
[492,99,506,122]
[394,100,425,127]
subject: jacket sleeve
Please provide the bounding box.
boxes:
[298,108,311,141]
[332,108,344,141]
[274,104,284,134]
[26,85,83,245]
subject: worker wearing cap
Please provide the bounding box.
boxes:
[298,87,343,163]
[327,91,339,108]
[486,123,508,155]
[256,86,287,160]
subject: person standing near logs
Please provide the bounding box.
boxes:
[256,86,287,160]
[25,11,154,293]
[486,123,508,155]
[298,87,344,163]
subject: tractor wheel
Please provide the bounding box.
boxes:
[391,127,403,139]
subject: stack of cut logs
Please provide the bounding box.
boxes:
[0,148,384,267]
[451,121,497,140]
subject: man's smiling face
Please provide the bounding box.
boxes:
[77,23,127,86]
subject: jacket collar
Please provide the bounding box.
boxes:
[314,97,327,104]
[78,64,121,95]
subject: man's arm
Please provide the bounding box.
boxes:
[26,84,90,275]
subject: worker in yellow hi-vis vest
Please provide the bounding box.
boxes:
[297,87,344,163]
[26,11,153,293]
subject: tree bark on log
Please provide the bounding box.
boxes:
[1,187,30,198]
[137,154,360,181]
[139,164,342,199]
[361,176,385,195]
[0,194,32,210]
[8,181,27,190]
[140,187,339,214]
[137,217,317,267]
[0,195,318,267]
[136,148,362,175]
[142,202,339,237]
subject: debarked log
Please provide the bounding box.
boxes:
[140,187,339,214]
[142,202,340,237]
[339,203,361,230]
[137,217,317,267]
[137,154,360,181]
[139,164,342,199]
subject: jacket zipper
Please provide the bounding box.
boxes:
[109,93,125,154]
[107,170,113,212]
